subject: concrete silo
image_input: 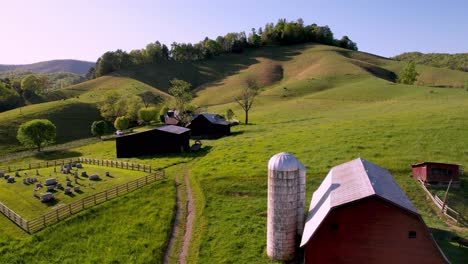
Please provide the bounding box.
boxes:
[267,152,306,261]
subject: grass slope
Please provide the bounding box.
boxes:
[0,44,467,263]
[0,179,175,263]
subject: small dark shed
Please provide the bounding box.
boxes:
[411,162,461,187]
[187,113,230,139]
[301,158,447,264]
[116,125,190,158]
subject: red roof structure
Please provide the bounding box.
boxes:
[301,158,447,263]
[411,162,461,187]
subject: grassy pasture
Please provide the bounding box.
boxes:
[0,179,175,264]
[0,44,467,263]
[0,164,147,218]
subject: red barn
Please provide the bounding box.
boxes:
[411,162,461,187]
[301,158,447,264]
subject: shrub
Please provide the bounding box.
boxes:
[114,116,130,130]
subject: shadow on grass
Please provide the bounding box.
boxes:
[34,150,83,161]
[229,131,245,137]
[430,228,468,263]
[136,146,213,169]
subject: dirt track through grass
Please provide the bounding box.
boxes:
[180,171,194,264]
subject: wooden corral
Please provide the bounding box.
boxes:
[411,162,461,187]
[301,158,448,264]
[116,125,190,158]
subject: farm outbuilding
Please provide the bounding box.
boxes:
[300,158,447,264]
[187,113,231,139]
[411,162,461,187]
[116,125,190,158]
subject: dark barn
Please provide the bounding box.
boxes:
[187,113,230,139]
[116,125,190,158]
[301,158,447,264]
[411,162,461,187]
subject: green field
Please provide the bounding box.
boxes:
[0,43,467,263]
[0,164,147,218]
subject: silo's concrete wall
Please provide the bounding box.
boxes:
[267,152,306,261]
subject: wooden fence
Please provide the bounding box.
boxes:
[26,170,164,233]
[0,201,29,231]
[78,157,152,173]
[0,159,76,173]
[419,180,464,224]
[0,158,153,174]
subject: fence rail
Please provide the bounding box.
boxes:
[0,158,164,234]
[78,157,152,173]
[0,158,153,174]
[419,180,463,224]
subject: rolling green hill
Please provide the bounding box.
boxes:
[0,59,95,75]
[0,44,467,263]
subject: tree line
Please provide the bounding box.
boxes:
[88,18,358,78]
[393,52,468,72]
[0,71,86,112]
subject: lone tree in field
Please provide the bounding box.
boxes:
[397,61,419,85]
[168,79,193,125]
[17,119,56,151]
[91,120,108,138]
[235,79,259,124]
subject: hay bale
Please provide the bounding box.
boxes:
[45,178,57,186]
[89,174,100,181]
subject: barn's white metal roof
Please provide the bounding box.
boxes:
[300,158,418,247]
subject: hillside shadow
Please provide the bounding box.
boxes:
[336,50,397,82]
[118,44,304,93]
[34,150,82,161]
[430,228,468,263]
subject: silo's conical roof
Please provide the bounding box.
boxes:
[268,152,301,171]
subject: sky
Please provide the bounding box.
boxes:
[0,0,466,64]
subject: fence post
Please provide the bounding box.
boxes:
[69,204,72,215]
[56,209,59,221]
[94,194,96,205]
[43,215,46,227]
[126,183,129,192]
[149,166,152,173]
[29,163,31,169]
[82,199,85,209]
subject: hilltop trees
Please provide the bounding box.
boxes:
[138,107,158,124]
[235,79,259,125]
[91,18,358,77]
[397,61,419,85]
[99,92,144,123]
[17,119,56,151]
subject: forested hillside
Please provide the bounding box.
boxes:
[393,52,468,72]
[0,59,95,75]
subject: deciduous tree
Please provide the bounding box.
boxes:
[114,116,130,130]
[397,61,419,85]
[17,119,56,151]
[235,79,259,125]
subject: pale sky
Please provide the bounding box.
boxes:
[0,0,466,64]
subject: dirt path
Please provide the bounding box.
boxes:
[179,172,194,264]
[163,171,194,264]
[163,176,182,264]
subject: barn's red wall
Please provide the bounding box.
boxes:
[412,163,459,184]
[304,197,446,264]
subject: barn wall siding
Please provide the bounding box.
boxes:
[304,197,446,264]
